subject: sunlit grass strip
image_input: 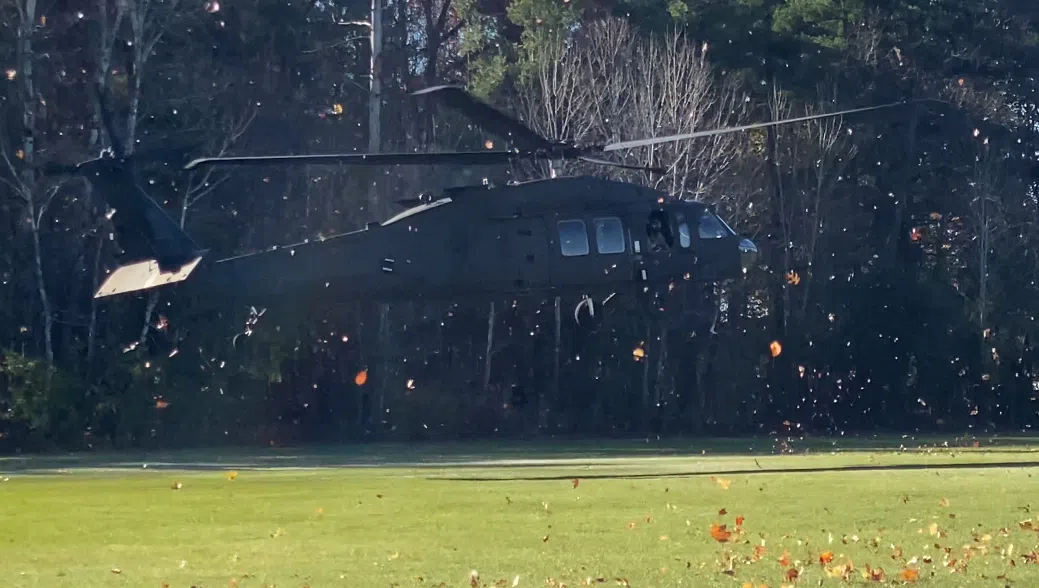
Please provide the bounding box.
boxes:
[1,441,1038,587]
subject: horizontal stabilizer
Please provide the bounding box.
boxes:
[95,255,204,299]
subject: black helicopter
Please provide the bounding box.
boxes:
[65,85,909,323]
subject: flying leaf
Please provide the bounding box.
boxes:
[226,471,238,481]
[710,476,732,490]
[769,341,782,358]
[354,369,368,386]
[709,523,732,543]
[572,478,579,488]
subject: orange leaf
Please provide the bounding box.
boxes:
[769,340,782,358]
[819,551,834,565]
[710,476,732,490]
[709,523,732,543]
[753,545,768,560]
[354,369,368,386]
[735,515,745,526]
[719,508,727,515]
[778,550,792,567]
[785,568,799,581]
[899,568,920,582]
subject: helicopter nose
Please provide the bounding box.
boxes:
[738,238,758,273]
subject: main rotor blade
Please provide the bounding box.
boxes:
[412,85,555,151]
[184,151,523,170]
[577,155,668,175]
[602,100,919,152]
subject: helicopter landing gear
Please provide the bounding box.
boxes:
[573,292,616,331]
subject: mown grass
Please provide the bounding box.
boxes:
[3,436,1039,587]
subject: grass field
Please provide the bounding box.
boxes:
[3,435,1039,587]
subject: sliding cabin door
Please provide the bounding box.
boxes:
[551,214,632,291]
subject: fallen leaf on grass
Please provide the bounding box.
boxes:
[819,551,834,565]
[735,515,745,526]
[939,497,950,507]
[824,563,853,580]
[778,550,792,567]
[785,567,799,581]
[862,565,885,582]
[899,568,920,582]
[719,508,728,515]
[710,523,732,543]
[110,568,121,574]
[170,481,182,490]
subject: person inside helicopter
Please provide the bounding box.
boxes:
[646,210,673,252]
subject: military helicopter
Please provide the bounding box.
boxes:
[64,85,910,324]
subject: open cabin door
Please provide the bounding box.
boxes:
[630,203,693,285]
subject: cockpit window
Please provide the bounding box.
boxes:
[594,217,625,254]
[698,210,733,239]
[558,219,589,256]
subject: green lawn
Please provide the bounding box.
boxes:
[3,436,1039,587]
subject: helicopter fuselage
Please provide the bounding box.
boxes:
[95,176,756,308]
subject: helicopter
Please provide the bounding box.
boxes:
[64,85,911,325]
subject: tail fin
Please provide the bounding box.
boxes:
[95,255,204,298]
[78,156,206,298]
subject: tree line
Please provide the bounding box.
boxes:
[2,0,1039,451]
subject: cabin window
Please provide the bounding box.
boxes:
[678,222,691,248]
[558,219,589,256]
[698,210,731,239]
[594,217,625,254]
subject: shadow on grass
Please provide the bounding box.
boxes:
[2,434,1039,474]
[434,459,1039,482]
